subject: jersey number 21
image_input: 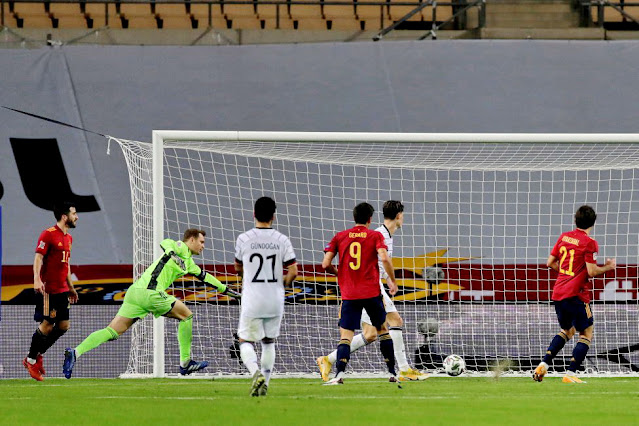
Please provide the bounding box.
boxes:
[250,253,278,283]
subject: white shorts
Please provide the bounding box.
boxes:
[238,314,283,341]
[361,289,396,325]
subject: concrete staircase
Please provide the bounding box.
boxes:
[485,0,580,29]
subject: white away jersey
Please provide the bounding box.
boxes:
[235,228,296,317]
[375,225,393,282]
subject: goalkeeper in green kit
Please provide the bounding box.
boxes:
[63,228,239,378]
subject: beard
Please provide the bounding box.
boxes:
[66,218,77,228]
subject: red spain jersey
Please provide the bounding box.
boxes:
[550,228,598,303]
[324,225,387,300]
[35,225,72,294]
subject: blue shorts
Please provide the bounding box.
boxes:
[554,297,593,333]
[339,296,386,331]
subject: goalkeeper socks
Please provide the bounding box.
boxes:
[327,333,368,364]
[75,326,119,358]
[240,342,259,375]
[40,327,67,355]
[389,327,409,371]
[27,328,48,360]
[178,315,194,367]
[568,337,591,373]
[335,339,351,376]
[543,331,569,364]
[379,333,397,376]
[261,342,275,386]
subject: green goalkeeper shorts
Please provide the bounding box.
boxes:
[116,288,177,319]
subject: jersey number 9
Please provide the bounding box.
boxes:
[349,242,361,270]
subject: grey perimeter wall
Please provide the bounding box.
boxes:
[1,40,639,264]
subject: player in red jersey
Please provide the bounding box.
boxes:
[23,202,79,381]
[321,202,399,385]
[533,205,615,384]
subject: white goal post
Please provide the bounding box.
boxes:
[114,131,639,378]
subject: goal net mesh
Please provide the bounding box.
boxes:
[114,136,639,377]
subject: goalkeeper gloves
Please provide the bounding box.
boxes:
[223,287,241,299]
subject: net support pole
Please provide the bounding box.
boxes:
[152,131,165,378]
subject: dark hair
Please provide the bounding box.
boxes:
[183,228,206,241]
[575,205,597,230]
[255,196,276,222]
[383,200,404,220]
[353,202,375,225]
[53,202,75,221]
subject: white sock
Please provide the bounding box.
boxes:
[350,333,368,352]
[390,328,409,371]
[27,357,36,365]
[327,333,368,364]
[261,342,275,386]
[239,342,259,376]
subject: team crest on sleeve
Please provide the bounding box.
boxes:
[593,253,598,261]
[38,241,46,249]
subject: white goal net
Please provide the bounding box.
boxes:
[114,132,639,377]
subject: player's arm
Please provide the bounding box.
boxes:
[67,267,79,304]
[546,254,559,272]
[322,251,338,275]
[378,248,397,296]
[284,262,298,286]
[586,258,616,278]
[191,263,240,299]
[199,270,241,299]
[234,261,244,278]
[33,253,45,294]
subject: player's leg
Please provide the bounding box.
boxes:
[63,314,134,379]
[388,311,427,381]
[365,296,398,381]
[165,298,208,375]
[563,302,593,384]
[534,298,575,382]
[382,289,428,381]
[64,289,148,378]
[39,292,72,363]
[24,297,53,381]
[24,292,62,380]
[324,300,360,385]
[259,315,282,395]
[238,315,266,396]
[319,311,374,381]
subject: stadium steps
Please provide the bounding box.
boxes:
[485,0,580,29]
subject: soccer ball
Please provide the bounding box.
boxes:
[443,354,466,376]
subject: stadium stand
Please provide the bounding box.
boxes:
[1,0,638,41]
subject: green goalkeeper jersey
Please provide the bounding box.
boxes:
[129,238,226,293]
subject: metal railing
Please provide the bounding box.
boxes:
[374,0,484,40]
[578,0,639,27]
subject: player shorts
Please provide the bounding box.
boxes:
[238,314,283,341]
[554,296,594,333]
[116,288,177,319]
[361,288,396,325]
[339,295,386,331]
[34,291,70,324]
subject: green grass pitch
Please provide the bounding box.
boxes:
[2,377,639,425]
